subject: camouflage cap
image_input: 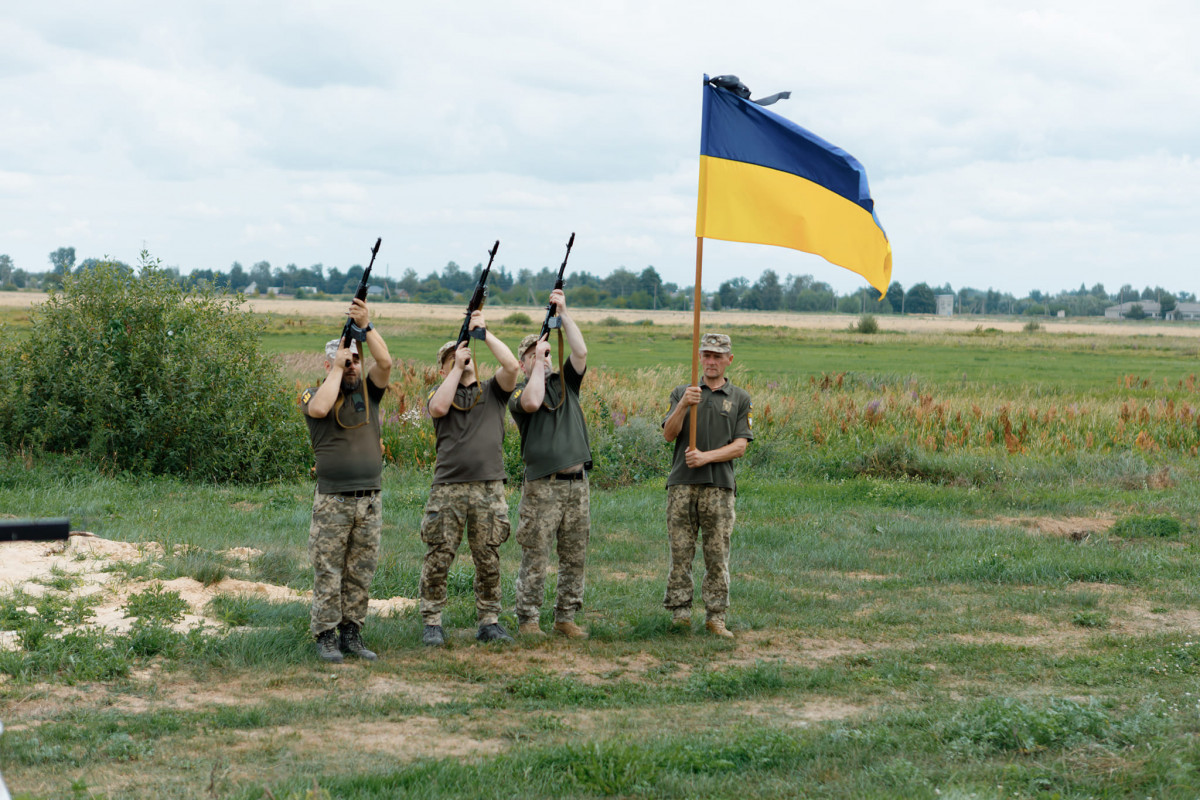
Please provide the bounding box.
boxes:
[517,333,540,361]
[324,337,359,362]
[436,340,459,366]
[699,332,732,353]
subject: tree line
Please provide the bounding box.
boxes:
[1,247,1194,317]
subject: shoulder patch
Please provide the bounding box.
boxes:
[512,388,523,401]
[426,387,437,402]
[300,389,313,405]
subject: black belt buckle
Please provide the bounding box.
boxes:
[341,489,378,498]
[554,471,584,482]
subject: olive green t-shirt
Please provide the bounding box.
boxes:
[427,377,513,485]
[664,380,753,489]
[508,360,592,481]
[299,377,386,494]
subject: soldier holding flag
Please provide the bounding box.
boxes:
[661,333,752,639]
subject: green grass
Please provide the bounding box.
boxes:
[6,320,1200,797]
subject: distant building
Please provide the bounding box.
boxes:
[1105,301,1161,319]
[935,294,954,316]
[1172,302,1200,321]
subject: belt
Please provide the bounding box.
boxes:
[548,471,585,482]
[339,489,379,498]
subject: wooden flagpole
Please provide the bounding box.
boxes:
[689,236,703,450]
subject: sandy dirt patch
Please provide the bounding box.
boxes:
[979,515,1118,541]
[4,291,1196,337]
[0,534,416,647]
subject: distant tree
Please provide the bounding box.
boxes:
[638,266,663,296]
[228,262,249,291]
[903,283,936,314]
[397,268,419,295]
[49,247,76,275]
[1160,294,1177,315]
[441,261,473,293]
[836,293,861,313]
[491,266,514,292]
[571,285,601,307]
[605,267,638,299]
[885,281,904,313]
[1126,304,1147,320]
[751,269,782,310]
[717,277,748,309]
[249,260,272,288]
[0,254,13,285]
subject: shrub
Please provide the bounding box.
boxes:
[0,254,309,482]
[855,314,879,334]
[1023,320,1042,332]
[504,312,533,325]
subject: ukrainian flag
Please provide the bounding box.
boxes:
[697,76,892,296]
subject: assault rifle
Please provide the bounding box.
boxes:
[538,232,575,340]
[456,240,500,348]
[340,237,383,361]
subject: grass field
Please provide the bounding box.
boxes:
[3,313,1200,798]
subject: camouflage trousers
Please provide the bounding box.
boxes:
[419,480,511,626]
[514,475,590,624]
[663,484,736,615]
[308,489,382,637]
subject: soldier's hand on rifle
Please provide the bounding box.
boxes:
[680,385,702,407]
[468,309,486,334]
[454,341,472,369]
[549,288,566,315]
[349,297,370,329]
[534,336,552,365]
[334,343,357,371]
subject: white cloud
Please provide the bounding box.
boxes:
[0,1,1196,297]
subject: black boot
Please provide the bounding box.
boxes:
[315,629,343,663]
[476,623,514,643]
[338,622,378,661]
[422,624,445,647]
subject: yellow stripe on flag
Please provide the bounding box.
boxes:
[697,155,892,296]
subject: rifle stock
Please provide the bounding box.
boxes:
[340,237,382,351]
[456,240,500,346]
[539,232,575,339]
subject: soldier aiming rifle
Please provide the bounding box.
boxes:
[419,239,520,646]
[298,237,393,663]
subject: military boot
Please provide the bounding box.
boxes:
[476,623,514,643]
[422,624,445,647]
[553,620,589,640]
[338,622,378,661]
[670,609,692,631]
[517,619,545,638]
[705,615,735,640]
[315,629,344,663]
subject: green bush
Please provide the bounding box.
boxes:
[855,314,879,334]
[0,254,309,482]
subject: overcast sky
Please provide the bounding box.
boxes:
[2,1,1197,297]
